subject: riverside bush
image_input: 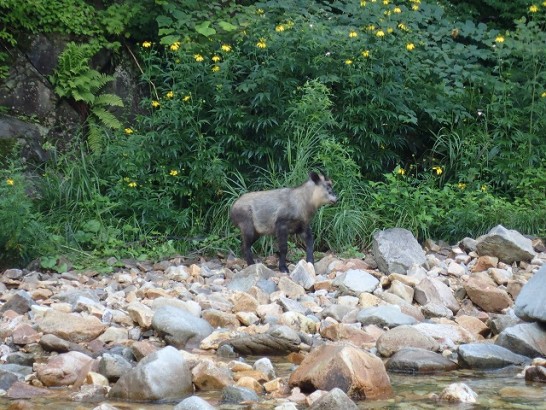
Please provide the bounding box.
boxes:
[1,0,545,267]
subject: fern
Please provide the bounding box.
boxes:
[94,94,124,107]
[86,119,103,154]
[91,107,122,130]
[51,42,124,152]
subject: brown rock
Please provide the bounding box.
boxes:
[264,377,282,393]
[320,323,377,348]
[12,323,41,345]
[455,315,490,338]
[472,256,498,272]
[35,310,106,343]
[233,369,268,383]
[126,302,153,328]
[6,381,53,399]
[131,340,159,361]
[376,325,440,357]
[464,278,512,313]
[288,343,393,400]
[192,360,234,390]
[525,366,546,383]
[236,376,263,393]
[35,351,95,387]
[230,292,259,313]
[202,309,240,328]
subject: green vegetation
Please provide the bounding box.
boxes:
[1,0,545,269]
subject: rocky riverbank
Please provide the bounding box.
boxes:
[1,224,545,409]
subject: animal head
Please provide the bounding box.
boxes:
[309,171,337,206]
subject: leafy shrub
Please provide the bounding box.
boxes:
[0,163,54,265]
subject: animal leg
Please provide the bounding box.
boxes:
[241,222,258,266]
[302,225,315,264]
[276,221,289,273]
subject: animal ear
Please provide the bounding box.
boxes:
[309,172,321,184]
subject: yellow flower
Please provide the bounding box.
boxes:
[194,54,204,62]
[169,170,179,177]
[481,184,487,192]
[6,178,14,186]
[345,59,353,65]
[183,95,191,102]
[360,0,367,5]
[256,8,265,15]
[495,35,505,43]
[397,167,406,175]
[543,1,546,6]
[457,182,466,190]
[212,65,220,72]
[376,30,385,37]
[349,31,358,38]
[151,100,160,108]
[221,44,232,52]
[170,42,180,51]
[276,25,285,32]
[256,38,267,48]
[212,55,221,62]
[412,4,419,10]
[383,0,389,4]
[398,23,408,31]
[166,91,174,99]
[529,4,539,12]
[124,128,134,135]
[367,24,376,31]
[406,43,415,51]
[128,181,137,188]
[432,166,443,175]
[362,50,370,58]
[541,91,546,98]
[393,7,402,13]
[387,27,394,33]
[142,41,152,48]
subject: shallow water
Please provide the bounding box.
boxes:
[1,366,545,409]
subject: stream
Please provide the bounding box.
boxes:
[1,364,545,409]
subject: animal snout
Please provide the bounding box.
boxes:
[329,194,338,204]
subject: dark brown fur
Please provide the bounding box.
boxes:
[230,172,337,272]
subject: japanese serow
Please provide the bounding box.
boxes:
[230,172,337,273]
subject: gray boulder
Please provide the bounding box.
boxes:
[476,225,536,264]
[514,265,546,323]
[309,387,358,410]
[356,305,418,329]
[458,343,530,369]
[386,347,458,373]
[414,277,460,314]
[333,269,379,295]
[0,290,36,315]
[174,396,216,410]
[495,323,546,358]
[372,228,426,274]
[227,263,279,293]
[98,353,133,382]
[220,325,301,355]
[151,306,213,349]
[220,385,259,404]
[376,325,440,357]
[108,346,192,401]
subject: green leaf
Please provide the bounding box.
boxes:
[218,21,238,32]
[195,21,216,37]
[160,34,181,45]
